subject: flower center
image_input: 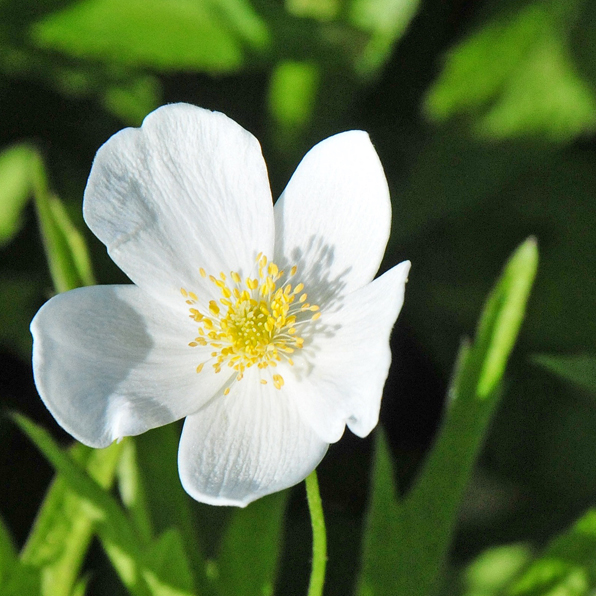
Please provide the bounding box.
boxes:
[181,254,320,394]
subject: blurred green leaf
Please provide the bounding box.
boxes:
[0,144,36,246]
[0,512,17,587]
[349,0,421,76]
[268,60,320,150]
[70,576,89,596]
[284,0,340,21]
[356,427,403,596]
[101,75,161,126]
[14,415,153,596]
[1,561,41,596]
[425,0,596,141]
[17,418,200,596]
[143,529,195,596]
[215,490,288,596]
[357,238,538,596]
[134,426,205,592]
[117,439,153,546]
[31,153,95,293]
[21,441,123,596]
[31,0,269,73]
[461,543,533,596]
[532,354,596,395]
[505,508,596,595]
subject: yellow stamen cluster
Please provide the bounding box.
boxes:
[181,254,320,393]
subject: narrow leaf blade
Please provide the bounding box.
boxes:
[21,441,122,596]
[356,427,403,596]
[357,238,538,596]
[0,143,35,246]
[216,490,288,596]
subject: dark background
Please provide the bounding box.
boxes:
[1,0,595,593]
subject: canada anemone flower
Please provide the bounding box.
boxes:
[31,103,410,506]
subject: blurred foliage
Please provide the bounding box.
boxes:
[1,0,596,594]
[358,239,537,596]
[532,354,596,395]
[425,0,596,141]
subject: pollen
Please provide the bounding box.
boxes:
[182,256,320,392]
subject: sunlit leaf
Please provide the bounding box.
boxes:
[357,238,538,596]
[268,60,320,150]
[14,415,151,596]
[462,543,533,596]
[425,0,596,141]
[31,0,269,73]
[1,561,41,596]
[474,237,538,398]
[101,75,161,126]
[0,144,35,246]
[284,0,340,21]
[532,353,596,395]
[21,441,123,596]
[349,0,421,75]
[506,508,596,595]
[117,439,153,546]
[31,153,95,293]
[70,576,89,596]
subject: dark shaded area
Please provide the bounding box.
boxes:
[1,0,596,594]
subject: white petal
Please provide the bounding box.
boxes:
[286,261,410,442]
[273,131,391,307]
[177,367,328,506]
[31,285,230,448]
[84,103,275,308]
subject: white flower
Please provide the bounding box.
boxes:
[31,103,410,507]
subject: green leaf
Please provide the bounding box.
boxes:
[284,0,340,21]
[21,440,123,596]
[134,425,205,591]
[0,143,36,246]
[349,0,421,76]
[0,512,17,588]
[142,529,195,596]
[101,75,161,127]
[462,543,533,596]
[117,438,153,546]
[31,0,269,73]
[215,490,288,596]
[31,153,95,293]
[268,60,320,150]
[357,238,538,596]
[14,415,154,596]
[532,353,596,395]
[425,0,596,141]
[2,562,41,596]
[474,237,539,398]
[356,427,403,596]
[70,576,90,596]
[505,508,596,595]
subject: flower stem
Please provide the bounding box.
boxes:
[305,469,327,596]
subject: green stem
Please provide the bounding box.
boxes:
[305,469,327,596]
